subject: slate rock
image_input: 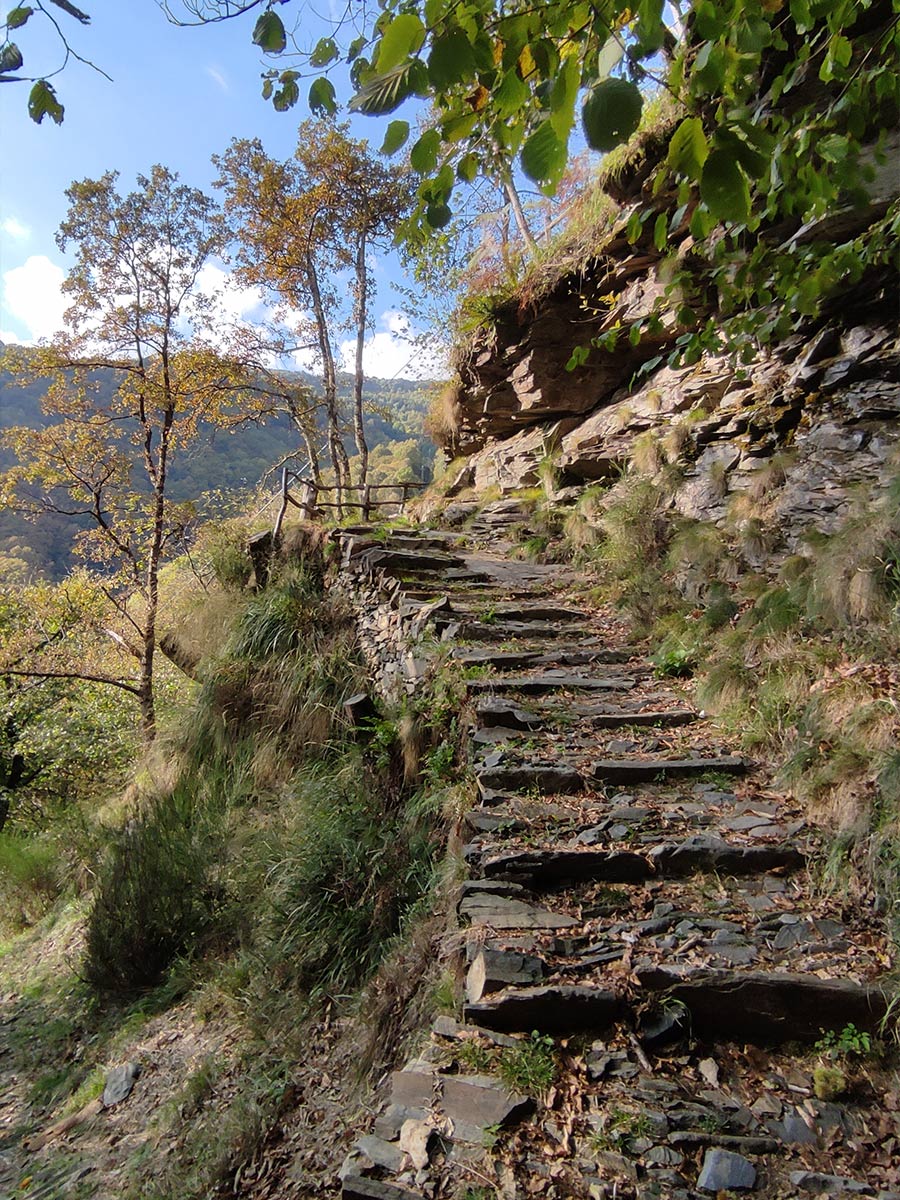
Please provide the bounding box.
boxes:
[440,1074,533,1142]
[355,1135,406,1172]
[788,1171,873,1194]
[458,893,578,930]
[102,1061,141,1108]
[466,947,544,1003]
[697,1148,757,1191]
[466,984,622,1034]
[342,1177,424,1200]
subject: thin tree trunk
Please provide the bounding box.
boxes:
[138,400,175,742]
[503,178,537,249]
[306,254,350,514]
[352,230,369,490]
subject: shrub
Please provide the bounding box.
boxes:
[0,832,65,930]
[85,790,226,993]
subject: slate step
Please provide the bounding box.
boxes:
[457,647,635,669]
[467,673,637,696]
[342,1178,424,1200]
[635,966,890,1043]
[463,969,888,1044]
[474,699,697,734]
[475,755,745,794]
[590,755,746,784]
[447,619,593,641]
[449,603,588,622]
[473,838,804,886]
[465,985,622,1034]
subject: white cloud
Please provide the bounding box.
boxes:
[205,65,229,93]
[195,263,267,322]
[2,255,67,343]
[339,310,448,380]
[1,217,30,240]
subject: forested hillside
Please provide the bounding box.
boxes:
[0,344,434,580]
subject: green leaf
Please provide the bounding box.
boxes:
[347,35,366,62]
[310,37,339,67]
[410,128,441,174]
[701,149,750,223]
[380,119,409,155]
[307,76,336,115]
[549,53,579,140]
[425,201,452,229]
[456,152,479,182]
[714,127,767,179]
[566,344,591,371]
[427,28,476,89]
[350,61,425,115]
[818,133,849,163]
[521,119,567,186]
[377,13,426,73]
[273,76,301,111]
[253,11,286,54]
[441,111,477,142]
[0,40,23,72]
[46,0,88,21]
[582,78,642,153]
[27,79,63,124]
[626,209,644,243]
[736,16,772,53]
[493,67,528,118]
[596,35,623,81]
[667,116,709,179]
[6,7,33,30]
[653,212,668,251]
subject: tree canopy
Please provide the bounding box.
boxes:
[0,166,267,736]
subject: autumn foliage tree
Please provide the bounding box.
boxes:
[0,166,263,738]
[213,117,409,502]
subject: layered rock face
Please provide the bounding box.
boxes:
[445,150,899,556]
[448,292,900,558]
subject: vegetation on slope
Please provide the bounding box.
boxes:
[0,524,467,1197]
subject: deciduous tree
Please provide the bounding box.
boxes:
[0,166,263,737]
[214,118,408,501]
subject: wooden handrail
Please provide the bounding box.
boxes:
[273,469,425,535]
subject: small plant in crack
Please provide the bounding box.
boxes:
[497,1031,557,1096]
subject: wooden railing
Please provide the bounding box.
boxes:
[272,469,425,537]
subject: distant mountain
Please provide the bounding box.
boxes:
[0,345,437,581]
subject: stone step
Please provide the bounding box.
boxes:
[342,1177,424,1200]
[472,838,805,886]
[590,755,746,784]
[467,672,637,696]
[474,699,697,734]
[464,969,887,1044]
[456,647,637,670]
[475,755,744,794]
[476,763,585,795]
[446,619,593,641]
[449,602,589,622]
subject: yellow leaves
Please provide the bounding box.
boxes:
[466,84,490,112]
[518,44,535,78]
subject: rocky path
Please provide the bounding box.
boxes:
[337,504,899,1200]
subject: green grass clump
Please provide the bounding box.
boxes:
[497,1031,557,1096]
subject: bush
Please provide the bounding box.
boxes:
[0,832,65,929]
[261,760,437,995]
[85,790,226,993]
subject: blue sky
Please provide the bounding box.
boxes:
[0,1,443,378]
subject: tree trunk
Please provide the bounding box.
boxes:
[352,230,369,491]
[503,178,537,249]
[306,253,350,514]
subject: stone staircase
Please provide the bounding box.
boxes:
[336,502,897,1200]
